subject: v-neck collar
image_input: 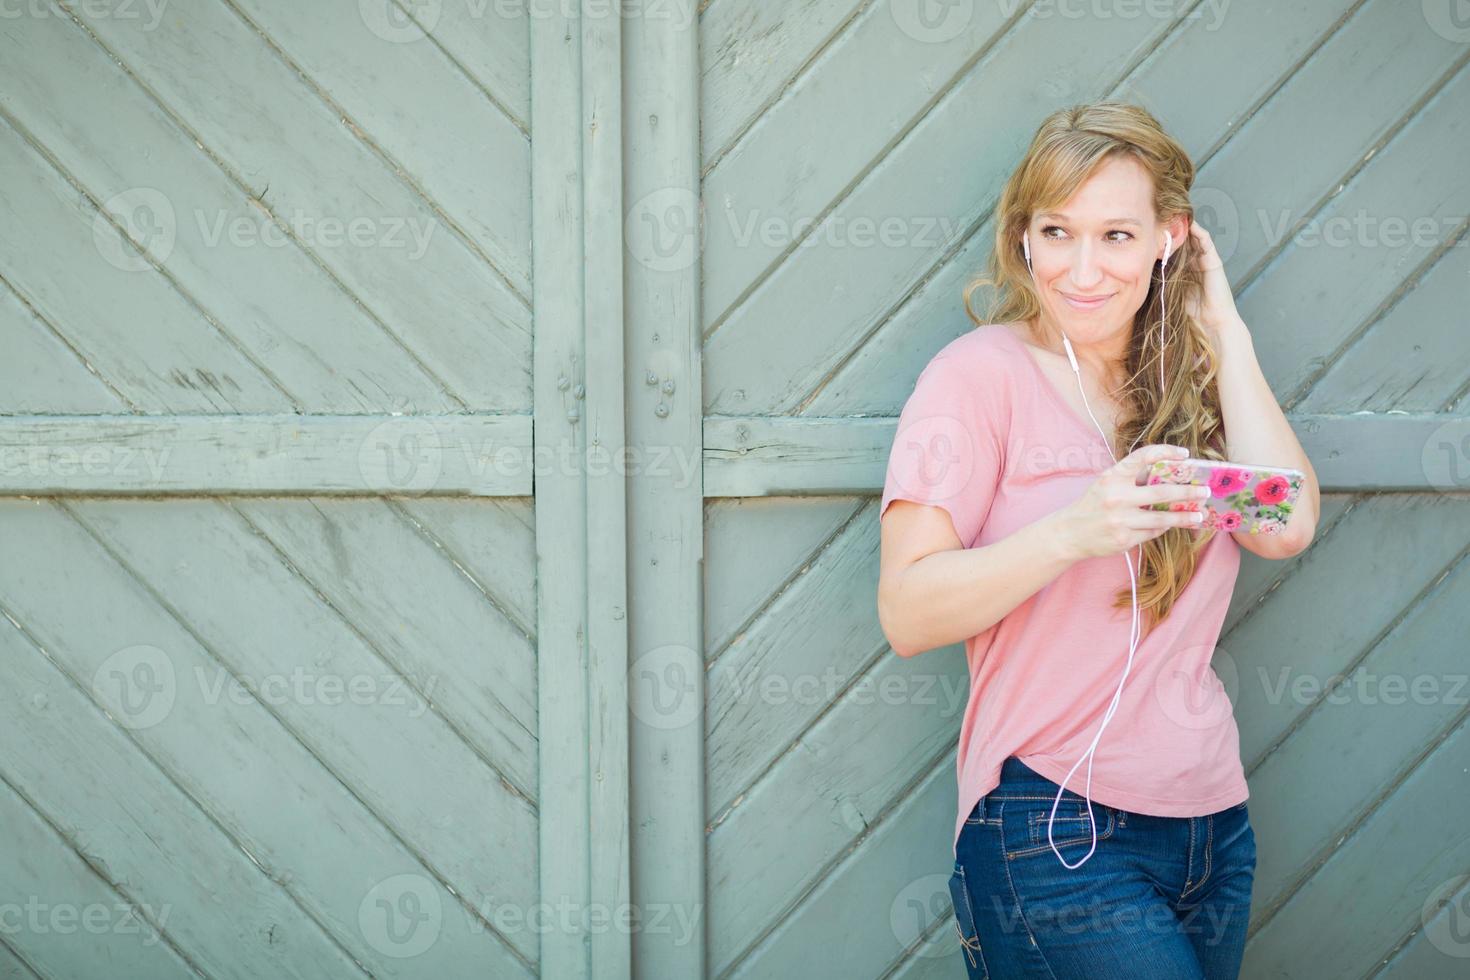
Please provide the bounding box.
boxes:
[995,323,1117,454]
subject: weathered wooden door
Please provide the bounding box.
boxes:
[3,2,1469,980]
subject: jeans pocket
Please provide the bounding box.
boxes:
[948,862,990,979]
[1008,799,1115,857]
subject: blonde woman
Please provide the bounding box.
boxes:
[876,102,1320,979]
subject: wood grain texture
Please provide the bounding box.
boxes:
[0,414,532,496]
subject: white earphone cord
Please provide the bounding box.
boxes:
[1021,228,1172,868]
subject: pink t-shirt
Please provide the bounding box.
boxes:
[879,323,1249,856]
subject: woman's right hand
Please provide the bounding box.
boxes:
[1050,445,1213,561]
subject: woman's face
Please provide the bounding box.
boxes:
[1026,155,1175,346]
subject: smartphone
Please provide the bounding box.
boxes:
[1144,457,1305,535]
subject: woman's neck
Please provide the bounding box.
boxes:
[1027,316,1131,396]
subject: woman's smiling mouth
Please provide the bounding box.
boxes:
[1059,290,1113,311]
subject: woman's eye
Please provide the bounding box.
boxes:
[1039,226,1133,243]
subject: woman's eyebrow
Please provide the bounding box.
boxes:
[1037,212,1143,227]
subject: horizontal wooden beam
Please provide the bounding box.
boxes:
[3,412,1460,497]
[0,414,532,496]
[704,413,1470,496]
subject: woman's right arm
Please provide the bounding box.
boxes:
[877,444,1210,658]
[876,501,1078,658]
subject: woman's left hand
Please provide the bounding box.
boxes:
[1186,219,1243,333]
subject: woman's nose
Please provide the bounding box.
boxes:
[1068,245,1104,289]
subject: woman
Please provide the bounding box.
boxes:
[876,102,1321,979]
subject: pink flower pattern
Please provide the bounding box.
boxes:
[1146,459,1302,536]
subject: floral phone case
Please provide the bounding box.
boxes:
[1145,457,1304,535]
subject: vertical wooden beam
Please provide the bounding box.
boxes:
[582,4,633,980]
[623,0,705,977]
[532,2,631,977]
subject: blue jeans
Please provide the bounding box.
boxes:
[949,756,1255,979]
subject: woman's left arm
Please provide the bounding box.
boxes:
[1187,219,1321,560]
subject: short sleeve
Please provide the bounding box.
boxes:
[879,351,1006,548]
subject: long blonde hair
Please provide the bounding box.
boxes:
[963,101,1226,636]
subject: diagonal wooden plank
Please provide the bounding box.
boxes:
[700,0,1022,333]
[0,14,467,414]
[0,283,122,415]
[0,604,365,979]
[699,0,866,167]
[70,498,540,956]
[1240,707,1470,978]
[0,939,42,980]
[706,505,882,814]
[703,496,861,658]
[223,0,532,300]
[708,621,966,972]
[1373,875,1470,980]
[0,499,539,975]
[231,497,538,798]
[57,0,532,412]
[885,911,969,980]
[403,0,530,131]
[1225,493,1356,636]
[723,748,956,980]
[393,497,539,641]
[1225,494,1470,769]
[1239,57,1470,407]
[1241,538,1470,927]
[0,768,198,980]
[0,115,290,414]
[1296,220,1470,414]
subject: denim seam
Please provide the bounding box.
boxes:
[1181,815,1214,902]
[1010,808,1115,859]
[1181,816,1197,898]
[996,802,1060,979]
[953,864,990,978]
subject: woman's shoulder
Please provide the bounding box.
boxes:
[925,322,1029,377]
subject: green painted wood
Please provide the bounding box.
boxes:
[227,0,532,298]
[1245,53,1470,408]
[724,752,957,979]
[0,939,41,980]
[0,115,291,414]
[396,497,539,638]
[68,495,539,969]
[1228,494,1470,770]
[528,0,635,974]
[702,4,1175,416]
[1241,710,1470,977]
[0,414,531,495]
[63,0,531,412]
[0,13,466,415]
[1242,533,1470,927]
[230,497,539,798]
[0,770,197,979]
[624,1,706,976]
[0,287,119,414]
[702,497,860,655]
[0,504,383,978]
[577,5,636,978]
[706,506,883,813]
[699,0,865,167]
